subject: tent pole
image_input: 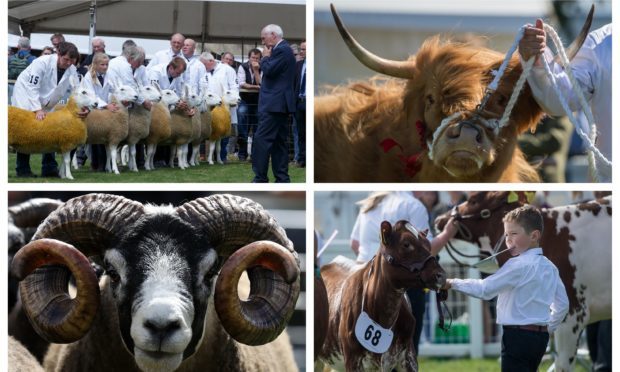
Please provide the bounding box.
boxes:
[88,0,97,53]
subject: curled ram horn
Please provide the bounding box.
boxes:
[176,194,301,345]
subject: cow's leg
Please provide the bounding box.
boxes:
[402,346,418,372]
[553,315,587,372]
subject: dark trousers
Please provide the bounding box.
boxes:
[238,100,258,160]
[587,320,612,372]
[252,111,290,183]
[501,327,549,372]
[16,152,58,176]
[90,144,107,170]
[406,288,426,353]
[295,107,306,165]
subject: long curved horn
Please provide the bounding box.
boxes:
[9,198,63,229]
[558,4,594,62]
[331,3,413,79]
[176,194,300,345]
[12,239,100,343]
[15,194,144,342]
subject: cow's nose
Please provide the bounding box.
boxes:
[447,121,482,143]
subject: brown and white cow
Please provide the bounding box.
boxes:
[316,220,446,371]
[315,5,592,183]
[435,191,611,371]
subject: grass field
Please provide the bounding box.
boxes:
[418,357,589,371]
[8,153,306,183]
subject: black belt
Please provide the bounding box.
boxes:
[503,324,548,333]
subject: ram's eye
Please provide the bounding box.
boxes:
[107,269,120,283]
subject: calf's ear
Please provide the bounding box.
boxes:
[380,221,392,246]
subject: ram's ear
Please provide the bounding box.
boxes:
[69,74,79,91]
[153,81,162,93]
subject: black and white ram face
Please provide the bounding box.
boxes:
[103,209,218,372]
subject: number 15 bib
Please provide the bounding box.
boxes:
[354,311,394,354]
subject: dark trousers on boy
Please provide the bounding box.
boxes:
[501,326,549,372]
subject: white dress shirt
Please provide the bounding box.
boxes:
[11,54,77,111]
[525,24,611,161]
[350,191,432,263]
[450,248,569,332]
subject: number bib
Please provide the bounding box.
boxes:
[354,311,394,354]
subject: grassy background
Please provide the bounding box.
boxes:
[418,357,590,371]
[8,153,305,183]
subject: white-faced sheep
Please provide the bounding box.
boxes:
[124,83,163,172]
[168,85,203,169]
[8,78,99,180]
[189,90,221,167]
[9,336,44,372]
[12,193,301,372]
[207,89,239,165]
[77,82,140,174]
[144,89,180,171]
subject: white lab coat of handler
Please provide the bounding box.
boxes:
[11,54,78,111]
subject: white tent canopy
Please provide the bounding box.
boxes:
[8,0,306,45]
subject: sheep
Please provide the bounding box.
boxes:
[124,82,163,172]
[167,85,203,169]
[189,89,222,166]
[143,88,180,171]
[12,193,301,372]
[76,81,140,174]
[8,77,99,179]
[207,89,239,165]
[9,336,44,372]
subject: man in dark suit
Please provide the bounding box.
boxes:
[252,24,297,183]
[294,40,306,168]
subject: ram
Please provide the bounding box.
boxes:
[12,193,300,372]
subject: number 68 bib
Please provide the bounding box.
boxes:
[354,311,394,354]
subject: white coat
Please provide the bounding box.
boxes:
[11,54,78,111]
[201,62,239,122]
[82,71,113,108]
[146,48,186,71]
[183,55,206,94]
[147,63,185,96]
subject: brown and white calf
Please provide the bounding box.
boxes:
[435,191,611,372]
[316,220,446,371]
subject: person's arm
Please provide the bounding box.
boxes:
[350,214,362,257]
[445,260,520,300]
[548,276,569,333]
[260,45,292,78]
[430,216,458,256]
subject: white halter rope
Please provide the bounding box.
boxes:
[540,24,611,182]
[427,26,535,161]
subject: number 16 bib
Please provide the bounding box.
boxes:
[354,311,394,354]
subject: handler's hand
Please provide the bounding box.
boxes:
[519,19,546,62]
[77,107,90,119]
[441,279,452,290]
[35,110,46,121]
[443,217,459,240]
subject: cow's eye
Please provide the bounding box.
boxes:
[426,95,435,105]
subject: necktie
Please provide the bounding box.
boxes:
[97,74,104,86]
[299,67,306,98]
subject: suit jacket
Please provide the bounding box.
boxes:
[294,59,306,111]
[258,39,296,113]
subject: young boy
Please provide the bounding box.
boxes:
[443,205,569,372]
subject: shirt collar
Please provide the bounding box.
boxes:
[521,247,543,256]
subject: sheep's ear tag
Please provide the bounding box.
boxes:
[355,311,394,354]
[507,191,519,204]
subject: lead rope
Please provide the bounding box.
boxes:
[540,24,611,182]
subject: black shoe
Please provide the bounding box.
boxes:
[41,170,60,178]
[16,172,38,178]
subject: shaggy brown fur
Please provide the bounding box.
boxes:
[210,105,232,140]
[315,37,543,183]
[144,102,172,146]
[9,96,87,154]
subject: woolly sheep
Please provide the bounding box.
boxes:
[144,88,180,170]
[207,89,239,165]
[9,336,44,372]
[124,83,163,172]
[13,193,301,372]
[189,90,221,166]
[8,78,99,179]
[167,85,203,169]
